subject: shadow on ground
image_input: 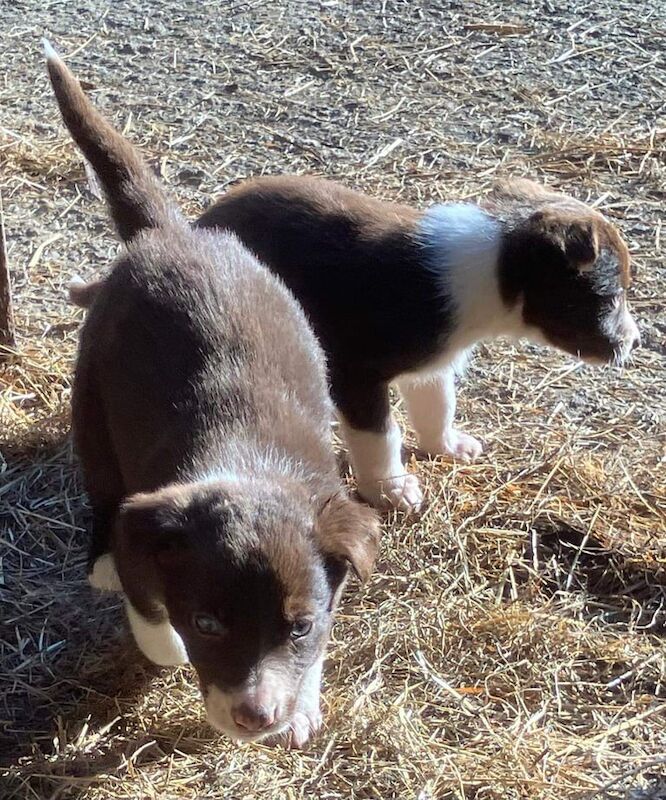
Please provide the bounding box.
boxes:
[0,430,187,799]
[525,515,666,635]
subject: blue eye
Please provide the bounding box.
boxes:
[290,619,313,640]
[192,613,226,637]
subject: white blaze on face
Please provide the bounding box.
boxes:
[205,660,296,740]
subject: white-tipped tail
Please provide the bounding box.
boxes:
[44,41,176,242]
[42,38,61,62]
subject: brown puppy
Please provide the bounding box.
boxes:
[45,43,380,747]
[192,175,640,510]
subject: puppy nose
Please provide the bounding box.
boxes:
[231,702,276,732]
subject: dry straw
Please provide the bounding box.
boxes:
[1,1,664,798]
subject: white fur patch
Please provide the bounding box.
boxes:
[341,418,422,511]
[206,668,287,739]
[125,601,189,666]
[604,298,640,364]
[88,553,122,592]
[42,38,61,62]
[205,686,236,736]
[397,368,482,462]
[205,655,325,745]
[288,654,324,748]
[66,274,86,305]
[417,203,542,360]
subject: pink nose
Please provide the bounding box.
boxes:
[231,702,276,732]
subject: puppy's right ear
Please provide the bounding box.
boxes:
[316,493,381,584]
[528,208,599,271]
[114,489,193,617]
[117,490,189,566]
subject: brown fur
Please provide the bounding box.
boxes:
[46,47,380,742]
[485,179,632,287]
[46,50,171,242]
[71,172,639,512]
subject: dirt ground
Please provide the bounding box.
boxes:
[1,1,665,798]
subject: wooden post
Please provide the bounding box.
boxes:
[0,191,16,359]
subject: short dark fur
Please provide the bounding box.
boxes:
[196,175,635,436]
[196,178,447,433]
[491,181,633,362]
[47,49,379,741]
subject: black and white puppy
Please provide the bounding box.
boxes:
[190,176,640,511]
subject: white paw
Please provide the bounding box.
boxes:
[442,430,483,463]
[357,473,423,513]
[88,553,123,592]
[125,601,189,666]
[286,706,322,749]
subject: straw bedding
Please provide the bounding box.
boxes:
[1,1,664,797]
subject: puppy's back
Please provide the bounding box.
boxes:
[45,45,333,495]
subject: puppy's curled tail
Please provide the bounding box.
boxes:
[43,39,176,243]
[68,276,103,308]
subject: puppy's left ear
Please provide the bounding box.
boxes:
[316,493,381,583]
[530,208,599,271]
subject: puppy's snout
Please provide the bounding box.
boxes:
[231,701,277,732]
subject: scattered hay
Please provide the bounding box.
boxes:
[1,1,665,799]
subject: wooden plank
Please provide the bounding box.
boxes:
[0,191,16,359]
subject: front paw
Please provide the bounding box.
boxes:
[442,429,483,463]
[285,706,323,749]
[88,553,123,592]
[357,472,423,513]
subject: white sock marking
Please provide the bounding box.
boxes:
[88,553,122,592]
[340,417,422,511]
[125,601,189,666]
[398,369,483,462]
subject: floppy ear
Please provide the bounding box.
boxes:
[529,208,599,271]
[117,490,189,566]
[112,490,189,619]
[316,493,381,583]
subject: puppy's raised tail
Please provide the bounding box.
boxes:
[43,39,175,243]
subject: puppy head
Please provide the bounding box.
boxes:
[492,180,640,364]
[116,480,379,741]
